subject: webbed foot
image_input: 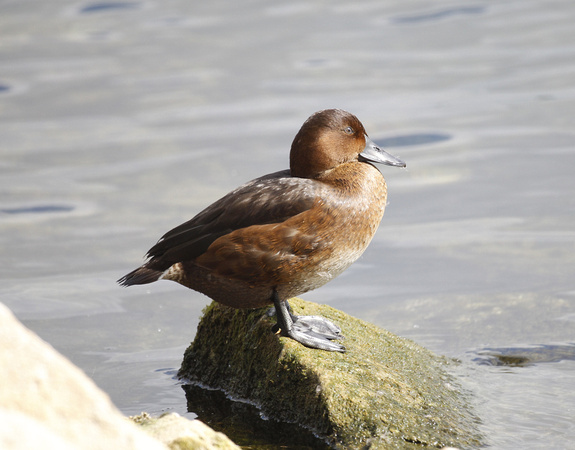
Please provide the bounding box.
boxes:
[292,314,342,339]
[270,293,345,353]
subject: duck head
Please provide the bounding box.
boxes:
[290,109,406,179]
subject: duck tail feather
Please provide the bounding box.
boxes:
[117,266,164,287]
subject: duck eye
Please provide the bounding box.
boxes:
[344,126,354,135]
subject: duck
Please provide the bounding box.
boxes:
[118,109,405,352]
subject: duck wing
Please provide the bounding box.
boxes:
[118,170,322,285]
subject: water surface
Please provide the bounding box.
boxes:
[1,1,574,448]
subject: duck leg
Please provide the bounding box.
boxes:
[271,290,345,353]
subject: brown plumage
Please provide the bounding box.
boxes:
[118,109,405,351]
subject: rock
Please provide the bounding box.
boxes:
[132,412,240,450]
[0,302,166,450]
[179,298,482,449]
[0,408,77,450]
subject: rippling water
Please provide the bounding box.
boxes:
[2,1,574,448]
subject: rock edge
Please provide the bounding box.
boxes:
[179,298,482,449]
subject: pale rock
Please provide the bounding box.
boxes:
[133,412,240,449]
[0,302,167,450]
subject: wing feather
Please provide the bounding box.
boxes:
[144,170,323,269]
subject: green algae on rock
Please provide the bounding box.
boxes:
[178,298,481,449]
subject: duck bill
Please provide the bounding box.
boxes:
[360,136,406,168]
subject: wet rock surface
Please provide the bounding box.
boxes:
[179,298,482,449]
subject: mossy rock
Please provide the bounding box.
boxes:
[178,298,481,449]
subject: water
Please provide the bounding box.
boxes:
[2,0,574,448]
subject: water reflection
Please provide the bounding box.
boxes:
[79,2,141,14]
[391,6,486,24]
[1,205,74,215]
[375,133,451,148]
[474,344,575,367]
[182,384,329,449]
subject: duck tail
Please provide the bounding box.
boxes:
[117,265,164,287]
